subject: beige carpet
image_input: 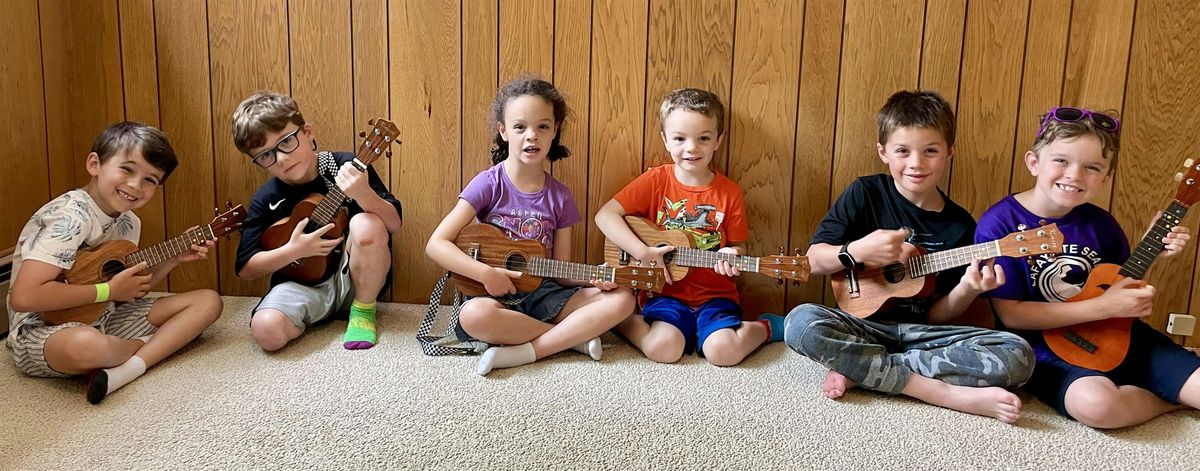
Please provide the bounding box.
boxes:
[2,296,1198,470]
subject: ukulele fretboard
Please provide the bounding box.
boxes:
[123,226,215,269]
[1120,201,1188,280]
[906,241,1001,278]
[310,180,348,227]
[524,257,615,283]
[672,247,759,273]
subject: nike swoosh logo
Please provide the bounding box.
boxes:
[268,199,286,210]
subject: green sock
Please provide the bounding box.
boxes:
[343,300,378,350]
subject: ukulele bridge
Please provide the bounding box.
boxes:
[1064,330,1098,354]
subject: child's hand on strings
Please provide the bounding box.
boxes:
[287,218,344,259]
[481,266,522,297]
[639,245,675,284]
[714,247,741,277]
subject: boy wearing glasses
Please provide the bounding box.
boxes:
[977,106,1196,428]
[232,91,402,352]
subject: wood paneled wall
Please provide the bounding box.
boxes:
[5,0,1200,344]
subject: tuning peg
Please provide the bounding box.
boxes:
[225,200,233,209]
[386,150,394,158]
[776,278,784,285]
[1185,158,1195,167]
[368,119,375,125]
[1176,173,1184,182]
[792,280,800,287]
[793,248,802,256]
[359,131,367,138]
[213,206,219,216]
[778,246,785,255]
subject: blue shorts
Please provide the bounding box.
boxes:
[454,279,581,342]
[1027,320,1200,419]
[641,296,743,355]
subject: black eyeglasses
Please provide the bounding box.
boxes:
[1035,107,1121,139]
[251,127,302,168]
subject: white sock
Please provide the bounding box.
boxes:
[476,342,536,376]
[87,355,147,404]
[571,337,603,361]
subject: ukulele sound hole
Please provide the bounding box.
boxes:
[101,260,126,282]
[506,254,528,273]
[882,263,906,284]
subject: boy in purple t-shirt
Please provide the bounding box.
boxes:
[426,78,634,376]
[977,106,1195,428]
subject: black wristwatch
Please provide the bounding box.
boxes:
[837,243,860,270]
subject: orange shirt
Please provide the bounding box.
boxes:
[613,164,750,307]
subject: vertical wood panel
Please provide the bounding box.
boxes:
[1121,0,1200,340]
[499,0,554,82]
[642,0,734,173]
[0,0,49,250]
[352,0,393,299]
[587,0,647,263]
[462,0,499,183]
[208,0,291,296]
[830,0,923,202]
[291,0,354,155]
[920,0,965,192]
[120,0,169,291]
[158,0,219,293]
[788,0,843,308]
[948,0,1028,216]
[553,0,593,264]
[1009,0,1071,196]
[41,0,125,194]
[728,0,804,316]
[1062,0,1135,210]
[390,0,461,303]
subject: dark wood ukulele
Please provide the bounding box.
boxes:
[44,205,247,325]
[452,223,665,296]
[1045,159,1200,371]
[603,216,810,284]
[258,119,399,285]
[831,224,1063,318]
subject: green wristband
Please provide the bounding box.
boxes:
[95,282,110,303]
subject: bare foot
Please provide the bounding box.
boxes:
[820,370,855,399]
[902,374,1022,423]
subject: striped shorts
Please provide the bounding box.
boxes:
[7,297,159,378]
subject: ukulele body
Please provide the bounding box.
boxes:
[831,243,936,318]
[603,216,692,282]
[1043,263,1134,372]
[45,239,140,325]
[260,193,349,285]
[451,223,545,297]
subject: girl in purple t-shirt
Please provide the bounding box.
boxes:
[426,78,635,376]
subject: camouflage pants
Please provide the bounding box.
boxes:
[783,303,1034,394]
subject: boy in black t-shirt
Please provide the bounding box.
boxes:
[783,90,1034,423]
[232,91,402,352]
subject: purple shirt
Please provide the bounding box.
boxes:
[460,163,580,252]
[975,195,1129,358]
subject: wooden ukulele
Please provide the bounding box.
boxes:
[1045,159,1200,372]
[259,119,399,285]
[44,205,247,326]
[452,223,665,296]
[603,216,810,284]
[832,224,1063,318]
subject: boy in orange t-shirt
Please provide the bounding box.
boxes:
[595,88,783,366]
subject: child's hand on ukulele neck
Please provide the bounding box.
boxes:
[174,226,215,263]
[287,217,344,259]
[1097,277,1155,319]
[714,247,741,277]
[1147,211,1192,259]
[849,228,911,265]
[110,261,153,302]
[482,267,522,296]
[958,258,1005,295]
[336,161,374,203]
[639,245,676,284]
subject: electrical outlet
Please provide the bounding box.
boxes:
[1167,313,1196,336]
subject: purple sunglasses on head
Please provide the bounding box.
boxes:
[1036,106,1121,139]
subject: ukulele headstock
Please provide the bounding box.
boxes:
[611,266,667,293]
[356,118,401,167]
[761,247,810,284]
[209,204,248,239]
[996,223,1062,258]
[1173,158,1200,206]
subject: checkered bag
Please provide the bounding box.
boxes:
[416,272,488,356]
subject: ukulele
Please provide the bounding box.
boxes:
[1045,159,1200,372]
[832,224,1063,318]
[603,216,810,284]
[452,223,665,296]
[44,205,247,326]
[259,119,400,285]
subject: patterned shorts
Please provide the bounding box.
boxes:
[7,297,159,378]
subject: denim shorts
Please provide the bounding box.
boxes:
[454,278,581,342]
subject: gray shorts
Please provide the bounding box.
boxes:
[253,251,355,331]
[454,279,581,342]
[8,297,159,378]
